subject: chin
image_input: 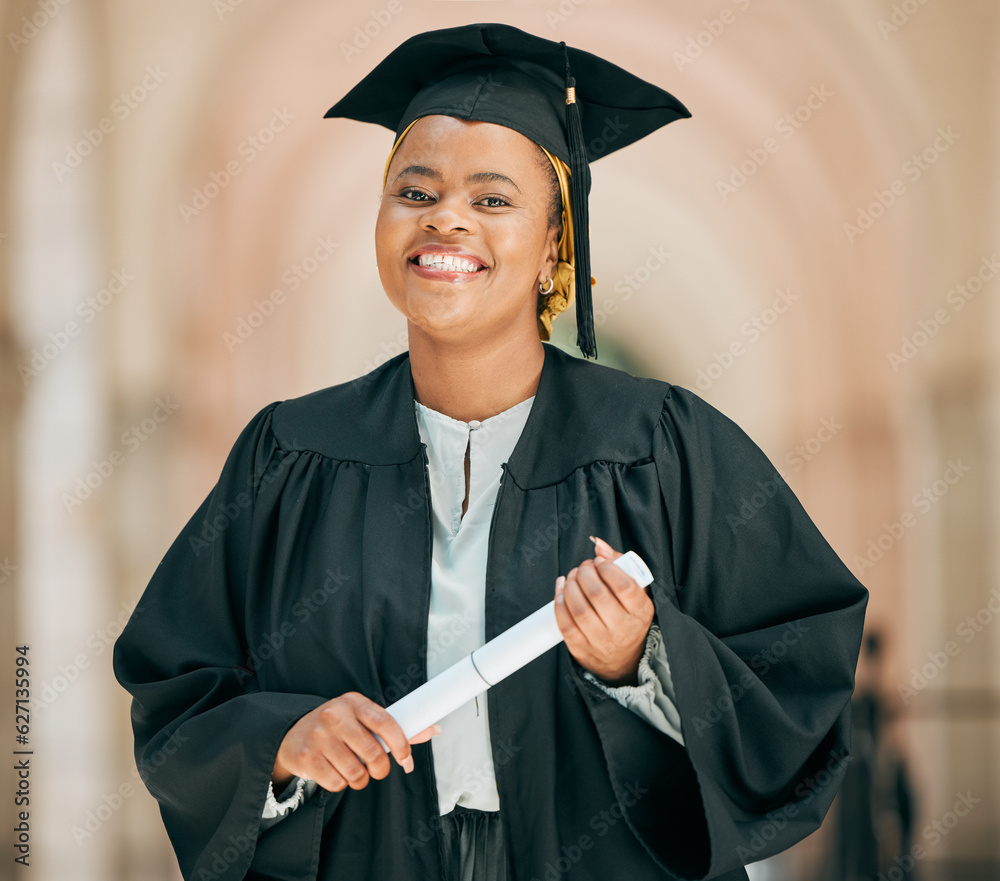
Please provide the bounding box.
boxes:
[410,315,483,341]
[391,285,478,326]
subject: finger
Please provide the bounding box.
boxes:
[589,535,622,561]
[314,699,390,784]
[308,754,351,793]
[323,735,375,789]
[594,558,654,617]
[355,702,416,775]
[554,580,585,643]
[408,723,443,746]
[573,561,630,631]
[559,562,606,632]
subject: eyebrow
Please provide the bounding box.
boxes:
[393,165,521,193]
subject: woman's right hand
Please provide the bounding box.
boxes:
[272,692,441,793]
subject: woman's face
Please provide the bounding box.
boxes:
[375,115,560,350]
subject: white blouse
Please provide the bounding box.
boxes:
[417,394,536,813]
[262,395,684,826]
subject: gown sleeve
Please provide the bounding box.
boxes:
[570,386,868,880]
[112,404,335,881]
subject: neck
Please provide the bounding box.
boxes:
[407,326,545,423]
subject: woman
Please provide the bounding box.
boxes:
[114,23,867,881]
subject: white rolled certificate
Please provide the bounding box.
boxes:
[378,550,654,748]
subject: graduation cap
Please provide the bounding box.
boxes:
[324,22,690,358]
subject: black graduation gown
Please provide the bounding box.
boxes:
[113,342,868,881]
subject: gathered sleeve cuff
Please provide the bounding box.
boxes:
[581,624,684,746]
[260,776,320,832]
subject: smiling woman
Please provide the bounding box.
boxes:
[113,22,868,881]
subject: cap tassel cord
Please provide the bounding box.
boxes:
[562,44,597,359]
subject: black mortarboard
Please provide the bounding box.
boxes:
[324,22,690,358]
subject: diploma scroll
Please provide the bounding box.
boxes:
[378,550,653,749]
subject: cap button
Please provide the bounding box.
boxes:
[468,420,482,430]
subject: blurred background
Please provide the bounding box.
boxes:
[0,1,997,879]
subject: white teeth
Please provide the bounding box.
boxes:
[416,253,482,272]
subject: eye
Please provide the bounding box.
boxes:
[399,188,432,202]
[478,195,511,208]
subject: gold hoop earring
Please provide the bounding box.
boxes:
[538,278,555,295]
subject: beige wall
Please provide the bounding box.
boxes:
[1,1,998,878]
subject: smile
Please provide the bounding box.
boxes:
[410,253,486,273]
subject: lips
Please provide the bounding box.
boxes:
[413,253,483,273]
[407,245,488,276]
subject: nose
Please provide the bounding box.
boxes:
[420,195,477,236]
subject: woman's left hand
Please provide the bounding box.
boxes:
[554,536,654,686]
